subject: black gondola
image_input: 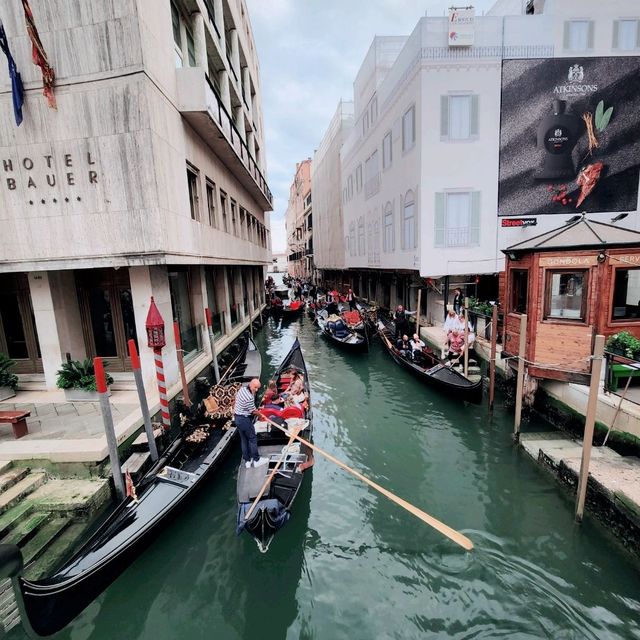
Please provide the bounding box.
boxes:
[377,321,483,404]
[316,309,368,353]
[1,338,261,637]
[236,339,313,552]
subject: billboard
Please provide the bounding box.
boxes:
[448,7,474,47]
[498,57,640,217]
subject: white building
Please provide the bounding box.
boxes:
[0,0,272,393]
[317,0,640,321]
[312,100,354,282]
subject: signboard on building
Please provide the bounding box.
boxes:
[448,7,474,47]
[498,56,640,217]
[501,218,537,228]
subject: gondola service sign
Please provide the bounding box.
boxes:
[448,6,475,47]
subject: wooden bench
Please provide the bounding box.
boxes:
[0,411,30,439]
[609,364,640,392]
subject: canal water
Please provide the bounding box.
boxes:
[14,316,640,639]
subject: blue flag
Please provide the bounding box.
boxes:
[0,21,24,126]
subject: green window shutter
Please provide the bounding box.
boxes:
[435,193,445,247]
[440,96,449,137]
[612,20,619,48]
[470,95,479,136]
[470,191,481,246]
[563,21,570,49]
[587,21,594,49]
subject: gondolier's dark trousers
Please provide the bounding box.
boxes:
[235,414,259,462]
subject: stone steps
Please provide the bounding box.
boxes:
[22,517,73,567]
[0,579,19,634]
[0,502,34,539]
[0,468,29,494]
[0,474,46,516]
[1,511,52,548]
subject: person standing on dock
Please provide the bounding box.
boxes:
[234,379,268,469]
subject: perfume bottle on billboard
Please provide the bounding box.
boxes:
[535,99,583,181]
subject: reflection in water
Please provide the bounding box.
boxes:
[15,315,640,640]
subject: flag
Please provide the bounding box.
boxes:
[0,22,24,125]
[21,0,56,109]
[125,470,139,503]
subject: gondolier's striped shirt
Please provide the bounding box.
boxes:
[234,385,255,416]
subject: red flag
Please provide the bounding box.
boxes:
[125,470,138,503]
[21,0,56,109]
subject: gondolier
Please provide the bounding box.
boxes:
[234,378,268,469]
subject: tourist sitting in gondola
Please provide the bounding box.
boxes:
[396,334,412,358]
[447,330,466,360]
[410,333,426,361]
[262,380,284,410]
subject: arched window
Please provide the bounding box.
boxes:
[358,216,365,256]
[403,190,416,249]
[383,202,394,252]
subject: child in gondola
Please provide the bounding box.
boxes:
[262,380,284,410]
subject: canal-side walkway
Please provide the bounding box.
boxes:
[520,432,640,555]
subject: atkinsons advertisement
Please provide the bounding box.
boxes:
[498,57,640,217]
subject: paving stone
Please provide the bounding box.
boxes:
[33,404,57,417]
[54,404,78,417]
[73,403,100,416]
[0,462,12,476]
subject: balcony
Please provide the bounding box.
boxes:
[176,67,273,211]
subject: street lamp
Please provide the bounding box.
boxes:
[145,297,171,431]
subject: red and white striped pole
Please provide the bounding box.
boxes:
[145,297,171,432]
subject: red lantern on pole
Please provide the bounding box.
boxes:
[145,297,171,431]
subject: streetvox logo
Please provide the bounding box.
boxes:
[553,64,598,95]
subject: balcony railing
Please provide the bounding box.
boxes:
[176,67,273,211]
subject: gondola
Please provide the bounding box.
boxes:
[236,339,313,552]
[377,320,483,404]
[0,337,261,637]
[281,299,304,319]
[316,309,368,353]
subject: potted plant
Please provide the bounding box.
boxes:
[0,353,19,401]
[468,298,495,337]
[605,332,640,360]
[56,358,113,401]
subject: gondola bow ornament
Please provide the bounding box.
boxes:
[21,0,56,109]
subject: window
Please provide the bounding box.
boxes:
[402,190,415,250]
[205,268,224,337]
[349,222,356,257]
[220,190,228,232]
[239,208,246,240]
[364,150,380,199]
[348,175,353,199]
[358,217,365,256]
[373,220,380,262]
[434,192,480,248]
[510,270,529,314]
[168,268,198,355]
[355,165,362,193]
[611,268,640,320]
[402,106,415,152]
[206,180,216,227]
[363,111,369,136]
[613,19,640,50]
[230,200,237,235]
[187,167,199,221]
[370,97,378,125]
[441,94,479,140]
[228,269,239,327]
[171,2,183,68]
[383,202,394,252]
[383,132,392,169]
[564,20,594,51]
[186,27,196,66]
[545,270,587,321]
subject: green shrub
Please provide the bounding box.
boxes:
[468,297,495,316]
[0,353,19,391]
[56,359,114,391]
[605,331,640,360]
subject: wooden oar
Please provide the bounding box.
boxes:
[258,414,474,552]
[243,425,301,522]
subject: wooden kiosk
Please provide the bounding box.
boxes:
[502,217,640,385]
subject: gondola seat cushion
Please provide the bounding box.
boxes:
[205,382,242,419]
[333,320,349,338]
[281,406,303,419]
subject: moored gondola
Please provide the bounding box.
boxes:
[236,339,313,552]
[377,321,483,404]
[316,309,368,353]
[1,337,261,638]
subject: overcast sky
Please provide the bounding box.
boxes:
[246,0,497,253]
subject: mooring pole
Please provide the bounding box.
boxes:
[128,339,158,462]
[173,321,191,407]
[416,288,422,339]
[575,334,605,523]
[94,357,125,499]
[513,313,527,441]
[205,308,220,384]
[249,301,254,339]
[463,297,469,379]
[489,304,498,412]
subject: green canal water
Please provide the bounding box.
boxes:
[15,317,640,639]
